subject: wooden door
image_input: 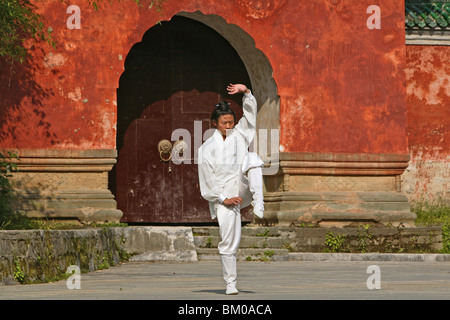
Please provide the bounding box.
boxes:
[115,16,252,223]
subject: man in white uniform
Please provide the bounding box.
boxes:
[198,83,264,295]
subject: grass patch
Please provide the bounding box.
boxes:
[412,198,450,253]
[413,198,450,226]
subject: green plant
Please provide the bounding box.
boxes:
[357,224,372,253]
[0,151,18,198]
[97,256,110,270]
[1,0,166,64]
[1,152,21,228]
[413,199,450,224]
[0,151,38,230]
[256,228,270,237]
[264,250,274,258]
[442,222,450,253]
[256,228,271,249]
[282,242,293,252]
[324,231,347,253]
[0,0,54,64]
[413,198,450,253]
[13,259,25,284]
[205,237,213,248]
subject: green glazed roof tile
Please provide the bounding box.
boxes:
[406,1,450,29]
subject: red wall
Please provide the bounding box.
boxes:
[406,45,450,161]
[0,0,408,155]
[403,45,450,201]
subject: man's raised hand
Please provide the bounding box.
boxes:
[227,84,249,95]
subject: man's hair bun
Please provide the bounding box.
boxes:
[215,101,230,110]
[211,100,235,122]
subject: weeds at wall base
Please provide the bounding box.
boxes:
[1,228,131,285]
[412,198,450,254]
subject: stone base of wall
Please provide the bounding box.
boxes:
[261,152,417,227]
[0,227,197,284]
[281,226,443,253]
[1,148,123,224]
[259,191,416,228]
[4,149,444,227]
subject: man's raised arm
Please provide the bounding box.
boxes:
[227,83,257,145]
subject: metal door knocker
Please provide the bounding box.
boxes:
[172,140,188,164]
[158,139,172,162]
[158,139,189,173]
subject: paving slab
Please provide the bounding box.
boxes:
[1,258,450,300]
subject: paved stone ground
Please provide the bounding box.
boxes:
[1,259,450,301]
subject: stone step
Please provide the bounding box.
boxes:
[193,226,444,257]
[196,248,290,261]
[192,226,282,237]
[194,235,286,249]
[193,226,291,261]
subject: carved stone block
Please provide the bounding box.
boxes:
[2,149,122,224]
[259,152,416,228]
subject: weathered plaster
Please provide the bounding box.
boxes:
[0,0,408,156]
[403,45,450,202]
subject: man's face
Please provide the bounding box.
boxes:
[213,114,235,139]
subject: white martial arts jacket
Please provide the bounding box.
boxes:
[198,91,258,219]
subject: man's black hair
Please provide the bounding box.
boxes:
[211,101,236,123]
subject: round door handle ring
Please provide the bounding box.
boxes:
[158,139,173,162]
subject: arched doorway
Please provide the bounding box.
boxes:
[113,13,279,223]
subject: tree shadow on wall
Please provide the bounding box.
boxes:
[0,46,57,147]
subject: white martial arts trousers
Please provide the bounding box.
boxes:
[218,152,264,288]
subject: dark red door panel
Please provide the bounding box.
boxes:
[115,16,251,223]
